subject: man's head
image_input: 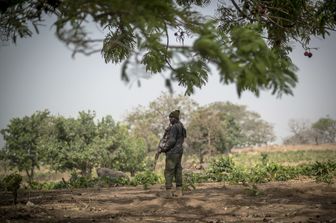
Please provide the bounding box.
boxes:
[169,110,180,124]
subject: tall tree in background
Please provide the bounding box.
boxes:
[125,92,198,153]
[207,102,275,146]
[283,117,336,145]
[108,130,147,176]
[96,115,126,167]
[312,117,336,144]
[42,111,121,176]
[186,102,274,163]
[2,0,334,96]
[283,119,315,145]
[0,110,50,183]
[187,106,242,163]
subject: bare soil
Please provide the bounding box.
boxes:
[1,179,336,223]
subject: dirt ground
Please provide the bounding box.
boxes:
[1,179,336,223]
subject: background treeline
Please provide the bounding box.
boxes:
[0,93,335,185]
[0,93,273,183]
[284,118,336,145]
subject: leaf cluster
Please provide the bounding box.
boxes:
[3,0,333,96]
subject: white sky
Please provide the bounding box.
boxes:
[0,10,336,146]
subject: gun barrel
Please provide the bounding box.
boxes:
[153,151,160,170]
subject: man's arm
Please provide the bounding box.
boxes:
[160,125,177,153]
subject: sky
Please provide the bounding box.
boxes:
[0,8,336,146]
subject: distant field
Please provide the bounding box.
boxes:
[230,144,336,168]
[231,143,336,153]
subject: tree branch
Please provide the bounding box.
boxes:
[230,0,254,23]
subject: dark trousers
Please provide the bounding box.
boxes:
[164,153,183,189]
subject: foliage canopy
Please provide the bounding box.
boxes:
[0,110,50,183]
[1,0,335,96]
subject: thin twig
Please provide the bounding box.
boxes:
[230,0,254,23]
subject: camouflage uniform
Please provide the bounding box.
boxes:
[161,119,187,190]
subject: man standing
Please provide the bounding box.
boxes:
[159,110,187,198]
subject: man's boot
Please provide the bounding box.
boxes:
[163,189,173,199]
[174,187,183,197]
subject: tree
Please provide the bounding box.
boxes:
[43,111,119,176]
[187,107,218,163]
[283,119,314,145]
[312,117,336,144]
[207,102,275,146]
[108,131,147,176]
[187,106,241,163]
[0,110,50,183]
[2,0,334,96]
[91,115,124,168]
[125,106,161,154]
[187,102,275,163]
[125,92,198,153]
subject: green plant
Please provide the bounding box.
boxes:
[182,172,208,191]
[68,172,95,188]
[208,156,235,174]
[131,171,161,189]
[227,167,249,184]
[308,161,336,184]
[260,152,269,166]
[2,173,22,204]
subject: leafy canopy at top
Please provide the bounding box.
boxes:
[1,0,335,96]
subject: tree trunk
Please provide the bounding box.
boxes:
[145,138,151,153]
[314,136,319,145]
[208,129,212,156]
[13,190,18,205]
[25,167,34,184]
[81,169,91,177]
[199,147,204,164]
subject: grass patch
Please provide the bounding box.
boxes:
[231,149,336,168]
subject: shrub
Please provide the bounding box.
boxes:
[182,172,208,191]
[304,161,336,184]
[29,181,68,190]
[2,173,22,204]
[96,176,130,187]
[131,171,161,189]
[208,156,235,174]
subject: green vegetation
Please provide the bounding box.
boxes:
[0,94,335,194]
[231,149,336,168]
[284,117,336,145]
[127,94,276,163]
[131,171,163,189]
[1,1,335,96]
[0,110,50,184]
[9,171,162,191]
[1,148,335,194]
[0,173,22,204]
[182,153,336,190]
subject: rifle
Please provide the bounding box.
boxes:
[153,149,160,171]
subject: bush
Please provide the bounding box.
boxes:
[68,173,95,188]
[208,156,235,174]
[96,176,130,187]
[131,171,161,189]
[2,173,22,204]
[302,160,336,184]
[182,172,208,191]
[29,181,68,190]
